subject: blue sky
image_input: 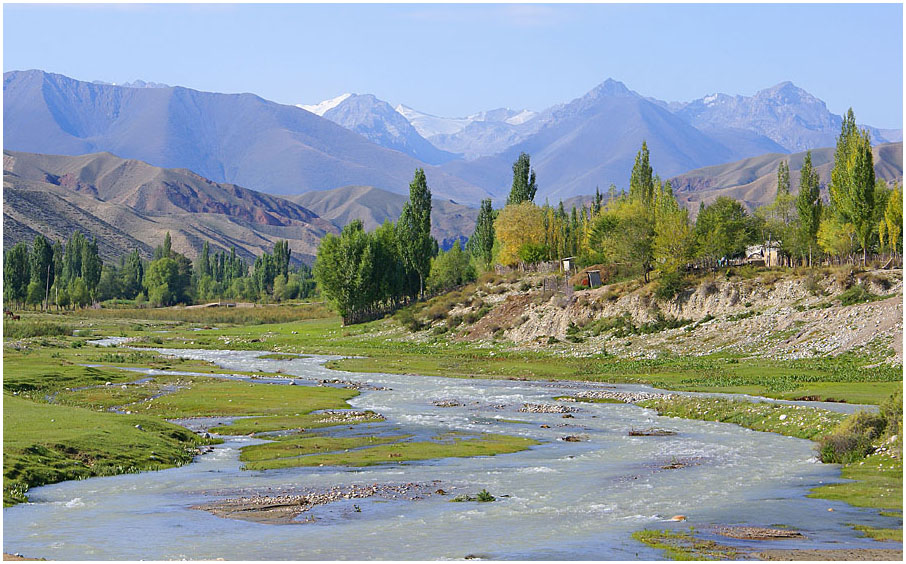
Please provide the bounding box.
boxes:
[3,3,903,128]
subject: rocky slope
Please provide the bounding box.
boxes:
[416,268,903,363]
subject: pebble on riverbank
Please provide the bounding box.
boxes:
[519,403,577,414]
[192,483,439,525]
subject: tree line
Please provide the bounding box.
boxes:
[4,232,315,310]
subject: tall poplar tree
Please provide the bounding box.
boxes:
[796,151,822,266]
[629,141,655,205]
[397,168,434,298]
[468,198,496,269]
[507,153,537,205]
[829,108,875,264]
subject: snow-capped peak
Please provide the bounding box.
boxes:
[298,93,352,116]
[505,109,538,125]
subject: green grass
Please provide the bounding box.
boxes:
[141,378,357,418]
[210,411,385,435]
[809,450,903,511]
[638,397,847,440]
[631,528,737,560]
[851,524,903,542]
[239,434,408,467]
[554,396,625,404]
[244,432,539,469]
[3,394,208,506]
[90,304,896,405]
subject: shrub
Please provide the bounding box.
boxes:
[395,308,424,332]
[804,274,826,297]
[655,271,686,300]
[819,411,887,464]
[519,282,531,292]
[425,303,449,321]
[880,389,903,447]
[446,315,463,329]
[838,285,877,306]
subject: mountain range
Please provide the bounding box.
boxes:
[3,150,336,264]
[3,70,489,203]
[669,142,903,214]
[3,69,902,263]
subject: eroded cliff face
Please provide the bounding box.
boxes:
[435,268,902,362]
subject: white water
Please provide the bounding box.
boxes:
[3,348,899,560]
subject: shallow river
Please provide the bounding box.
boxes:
[3,346,900,560]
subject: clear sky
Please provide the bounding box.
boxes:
[3,3,903,128]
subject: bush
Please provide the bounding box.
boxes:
[819,411,887,464]
[838,285,877,306]
[654,271,686,300]
[395,308,424,332]
[804,274,826,297]
[880,389,903,445]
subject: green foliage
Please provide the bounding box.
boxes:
[796,151,823,264]
[5,241,31,306]
[654,270,687,300]
[819,411,887,464]
[694,196,755,262]
[829,109,876,262]
[880,185,903,255]
[507,152,537,205]
[467,198,496,269]
[837,285,879,306]
[3,319,74,339]
[397,168,436,297]
[517,242,549,264]
[629,141,654,204]
[428,242,476,293]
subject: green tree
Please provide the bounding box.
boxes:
[507,152,538,205]
[427,242,477,294]
[829,109,875,264]
[314,221,376,324]
[694,197,754,263]
[120,250,144,299]
[81,237,102,298]
[4,242,30,308]
[273,240,291,278]
[591,198,654,281]
[880,184,903,257]
[397,169,434,298]
[629,141,655,205]
[144,257,180,307]
[467,198,496,269]
[796,151,822,266]
[29,234,54,310]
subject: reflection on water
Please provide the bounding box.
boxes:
[3,348,899,560]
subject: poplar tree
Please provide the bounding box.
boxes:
[4,242,30,308]
[468,198,496,269]
[397,168,434,298]
[629,141,655,205]
[829,109,875,264]
[796,151,822,266]
[507,153,537,205]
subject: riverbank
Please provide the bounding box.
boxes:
[640,395,903,543]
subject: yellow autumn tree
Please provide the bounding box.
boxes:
[495,201,547,266]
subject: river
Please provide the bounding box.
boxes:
[2,346,899,560]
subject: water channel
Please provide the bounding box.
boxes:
[3,344,899,560]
